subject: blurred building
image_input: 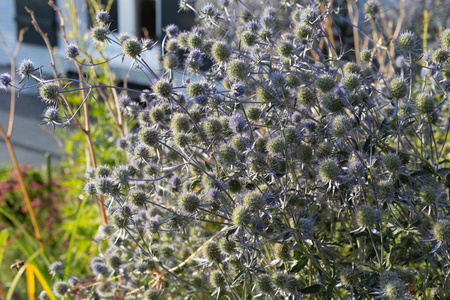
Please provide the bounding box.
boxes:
[0,0,195,86]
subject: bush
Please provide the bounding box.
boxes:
[4,0,450,298]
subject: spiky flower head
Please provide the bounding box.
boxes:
[343,62,361,74]
[49,261,65,278]
[364,0,379,18]
[232,205,251,226]
[218,144,236,164]
[203,117,222,137]
[171,113,190,133]
[39,82,60,103]
[96,10,110,24]
[319,158,340,181]
[360,49,372,62]
[397,31,418,53]
[416,92,436,114]
[42,106,62,127]
[441,28,450,50]
[316,74,335,93]
[210,270,226,287]
[164,24,180,38]
[389,77,408,99]
[297,88,316,107]
[297,144,313,162]
[127,189,147,207]
[178,193,200,213]
[332,115,352,138]
[227,59,249,82]
[38,291,50,300]
[17,59,36,79]
[91,25,109,43]
[340,267,359,287]
[219,238,236,254]
[243,191,265,211]
[322,92,344,113]
[153,79,172,98]
[271,271,292,290]
[52,281,69,297]
[433,219,450,243]
[277,41,294,58]
[355,205,377,228]
[163,53,179,70]
[0,73,12,90]
[274,243,291,261]
[420,185,437,204]
[432,48,448,65]
[139,128,159,147]
[202,240,222,262]
[106,254,121,270]
[122,38,143,59]
[383,153,402,173]
[65,43,79,59]
[187,33,203,49]
[239,31,257,48]
[383,280,406,300]
[256,274,274,293]
[344,73,360,91]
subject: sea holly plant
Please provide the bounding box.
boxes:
[2,0,450,299]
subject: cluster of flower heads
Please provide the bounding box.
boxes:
[17,0,450,299]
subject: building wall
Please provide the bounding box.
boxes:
[0,0,162,91]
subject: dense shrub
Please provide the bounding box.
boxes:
[3,0,450,299]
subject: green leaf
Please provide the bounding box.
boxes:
[204,161,212,171]
[290,257,308,273]
[410,170,433,177]
[300,284,322,294]
[233,269,246,283]
[437,168,450,177]
[0,230,8,268]
[327,283,335,300]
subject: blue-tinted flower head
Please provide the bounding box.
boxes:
[96,9,110,24]
[0,73,12,90]
[17,59,36,79]
[65,43,79,59]
[164,24,180,38]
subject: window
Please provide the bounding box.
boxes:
[139,0,195,40]
[15,0,57,46]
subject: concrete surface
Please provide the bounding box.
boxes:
[0,89,62,168]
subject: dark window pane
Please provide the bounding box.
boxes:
[139,0,195,40]
[16,0,57,46]
[160,0,195,35]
